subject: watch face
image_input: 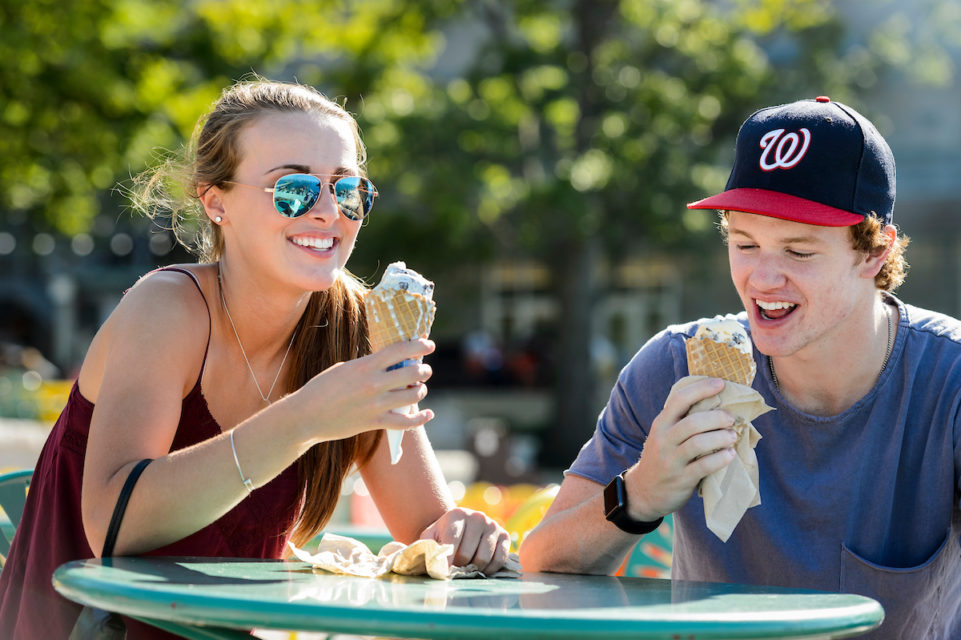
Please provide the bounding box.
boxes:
[603,475,623,519]
[602,472,664,535]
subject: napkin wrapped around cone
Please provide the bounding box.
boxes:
[289,533,522,580]
[685,319,773,542]
[364,262,436,464]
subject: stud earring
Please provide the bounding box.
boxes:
[215,216,223,223]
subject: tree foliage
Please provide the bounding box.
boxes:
[2,0,956,462]
[0,0,447,237]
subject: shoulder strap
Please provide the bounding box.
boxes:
[155,267,213,369]
[101,458,152,558]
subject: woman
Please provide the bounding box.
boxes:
[0,79,510,638]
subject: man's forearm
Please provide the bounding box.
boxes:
[519,489,641,574]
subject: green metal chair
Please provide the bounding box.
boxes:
[0,469,32,569]
[619,513,673,579]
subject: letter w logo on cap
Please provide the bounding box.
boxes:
[759,128,811,171]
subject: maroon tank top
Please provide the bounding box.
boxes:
[0,268,303,639]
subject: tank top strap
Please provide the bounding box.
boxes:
[153,266,213,380]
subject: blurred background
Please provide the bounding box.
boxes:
[2,0,960,532]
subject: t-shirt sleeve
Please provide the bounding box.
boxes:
[954,390,961,506]
[566,326,691,485]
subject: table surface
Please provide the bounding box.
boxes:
[53,557,884,640]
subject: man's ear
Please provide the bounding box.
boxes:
[197,184,226,223]
[860,224,897,279]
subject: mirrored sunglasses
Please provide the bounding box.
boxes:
[226,173,377,221]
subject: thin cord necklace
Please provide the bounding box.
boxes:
[769,303,894,392]
[218,269,296,404]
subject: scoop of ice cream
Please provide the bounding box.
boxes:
[693,318,752,357]
[375,262,434,299]
[686,316,756,386]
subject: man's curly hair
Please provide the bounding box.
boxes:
[717,212,909,291]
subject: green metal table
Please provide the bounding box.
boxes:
[53,557,883,639]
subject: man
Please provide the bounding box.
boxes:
[519,97,961,639]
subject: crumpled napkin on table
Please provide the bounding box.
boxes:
[686,376,773,543]
[289,533,522,580]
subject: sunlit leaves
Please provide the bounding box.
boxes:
[518,13,565,52]
[1,0,956,256]
[0,0,457,237]
[733,0,834,33]
[569,149,613,192]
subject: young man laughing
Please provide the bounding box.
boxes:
[520,97,961,639]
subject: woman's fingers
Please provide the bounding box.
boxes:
[485,532,511,574]
[297,339,437,441]
[380,407,434,429]
[422,509,512,574]
[451,519,484,567]
[464,526,510,574]
[381,362,432,388]
[370,339,435,369]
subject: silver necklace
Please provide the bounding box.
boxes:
[769,303,894,392]
[218,270,296,404]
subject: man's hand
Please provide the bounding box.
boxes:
[624,376,738,521]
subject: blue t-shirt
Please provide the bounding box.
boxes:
[569,295,961,639]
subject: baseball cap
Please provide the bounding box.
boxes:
[687,96,896,226]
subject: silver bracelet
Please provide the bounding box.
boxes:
[229,430,254,493]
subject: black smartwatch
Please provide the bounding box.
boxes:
[603,471,663,535]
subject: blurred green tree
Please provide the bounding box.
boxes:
[1,0,956,464]
[349,0,950,465]
[0,0,450,238]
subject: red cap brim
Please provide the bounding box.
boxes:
[686,188,865,227]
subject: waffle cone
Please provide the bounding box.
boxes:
[686,337,756,386]
[366,289,436,352]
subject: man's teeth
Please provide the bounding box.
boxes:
[756,300,796,319]
[293,237,333,250]
[756,300,795,310]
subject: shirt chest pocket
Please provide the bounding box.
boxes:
[840,530,960,639]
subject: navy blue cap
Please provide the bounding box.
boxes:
[687,97,896,226]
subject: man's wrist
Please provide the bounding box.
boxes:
[620,467,661,522]
[603,471,663,535]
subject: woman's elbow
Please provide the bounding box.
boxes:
[80,500,108,558]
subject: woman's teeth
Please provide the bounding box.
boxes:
[757,300,796,320]
[292,237,333,250]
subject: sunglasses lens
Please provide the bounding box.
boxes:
[273,174,321,218]
[334,177,375,221]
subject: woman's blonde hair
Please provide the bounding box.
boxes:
[717,211,910,291]
[132,78,378,548]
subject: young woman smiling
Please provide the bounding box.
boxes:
[0,79,509,639]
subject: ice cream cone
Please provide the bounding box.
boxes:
[366,288,436,353]
[364,262,436,465]
[685,337,756,387]
[685,317,770,542]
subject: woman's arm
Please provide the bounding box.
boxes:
[80,272,307,555]
[81,272,435,556]
[361,428,454,542]
[362,428,511,573]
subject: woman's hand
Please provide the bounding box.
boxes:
[420,507,511,575]
[286,338,436,445]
